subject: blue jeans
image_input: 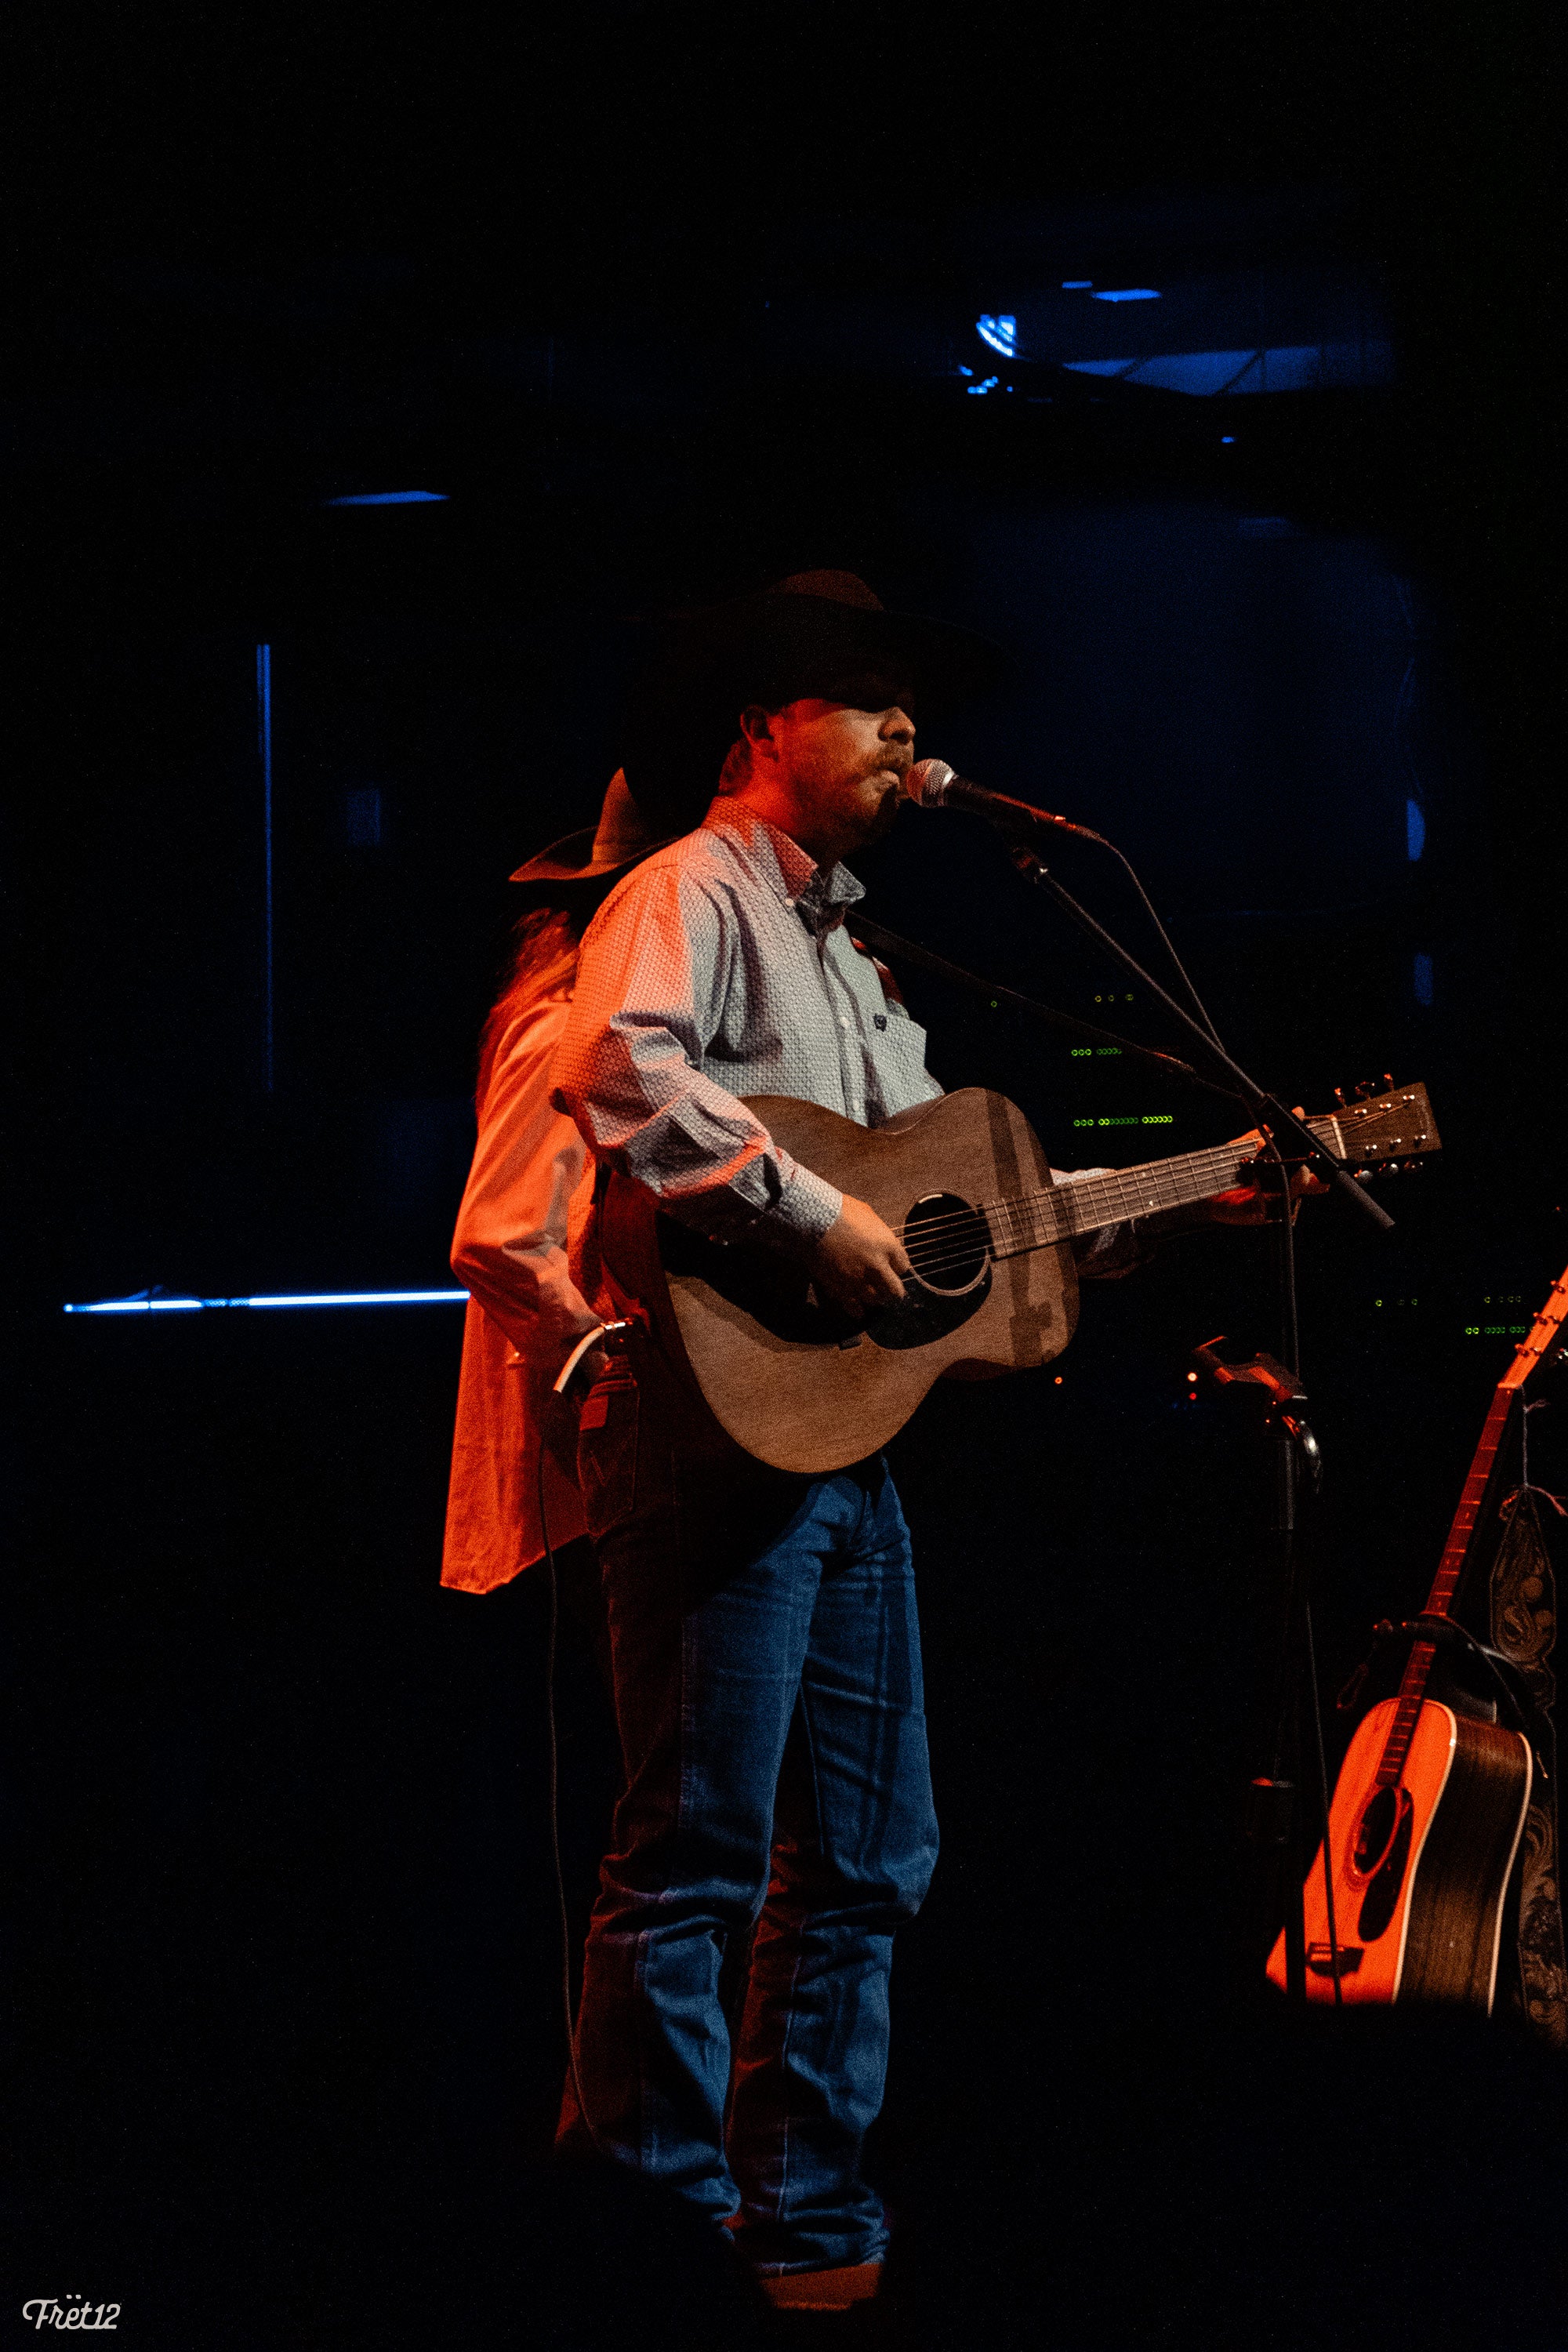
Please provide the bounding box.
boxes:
[557,1335,938,2274]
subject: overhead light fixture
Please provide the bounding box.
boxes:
[975,315,1017,357]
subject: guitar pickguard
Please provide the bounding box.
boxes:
[865,1265,993,1352]
[655,1214,993,1352]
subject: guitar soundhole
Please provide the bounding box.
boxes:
[1344,1782,1415,1943]
[902,1192,991,1297]
[1352,1787,1402,1880]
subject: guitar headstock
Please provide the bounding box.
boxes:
[1308,1081,1440,1169]
[1501,1265,1568,1392]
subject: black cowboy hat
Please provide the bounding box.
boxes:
[620,570,1014,835]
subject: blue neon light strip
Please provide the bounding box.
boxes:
[1092,288,1161,303]
[325,492,448,506]
[257,644,274,1091]
[1406,798,1426,860]
[64,1290,470,1316]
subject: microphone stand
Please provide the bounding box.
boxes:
[1006,837,1388,2008]
[1007,844,1392,1232]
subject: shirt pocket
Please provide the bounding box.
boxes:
[575,1370,640,1537]
[869,1005,937,1110]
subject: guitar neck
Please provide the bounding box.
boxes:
[988,1120,1339,1256]
[1422,1387,1516,1624]
[983,1086,1437,1254]
[1374,1386,1515,1788]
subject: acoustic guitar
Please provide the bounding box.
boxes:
[601,1080,1439,1475]
[1267,1264,1568,2009]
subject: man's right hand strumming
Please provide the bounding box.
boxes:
[807,1196,911,1318]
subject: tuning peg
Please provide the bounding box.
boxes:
[1382,1073,1395,1091]
[1353,1079,1376,1101]
[1333,1085,1348,1108]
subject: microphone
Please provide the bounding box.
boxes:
[902,758,1104,844]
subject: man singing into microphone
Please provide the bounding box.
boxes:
[544,572,1281,2309]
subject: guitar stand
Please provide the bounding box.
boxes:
[1192,1340,1338,2005]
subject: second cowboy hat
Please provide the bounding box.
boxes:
[620,569,1014,835]
[507,769,677,900]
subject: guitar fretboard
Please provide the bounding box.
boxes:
[975,1087,1435,1257]
[1375,1389,1513,1788]
[983,1132,1323,1256]
[1374,1268,1568,1788]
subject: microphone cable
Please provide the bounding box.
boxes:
[910,757,1228,1058]
[1090,834,1226,1058]
[989,780,1345,2009]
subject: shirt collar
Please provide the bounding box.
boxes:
[702,802,866,931]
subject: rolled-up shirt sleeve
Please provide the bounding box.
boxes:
[552,865,844,1254]
[451,993,601,1365]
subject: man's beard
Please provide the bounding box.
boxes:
[862,772,907,844]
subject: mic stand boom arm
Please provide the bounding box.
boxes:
[1009,847,1395,1233]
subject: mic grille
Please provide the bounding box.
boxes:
[904,757,956,808]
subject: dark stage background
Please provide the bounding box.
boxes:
[11,9,1567,2348]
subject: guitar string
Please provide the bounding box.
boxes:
[898,1142,1253,1251]
[898,1144,1257,1281]
[896,1120,1356,1254]
[901,1105,1418,1254]
[888,1099,1418,1261]
[902,1165,1255,1283]
[895,1111,1417,1282]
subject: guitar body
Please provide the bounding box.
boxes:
[601,1088,1078,1474]
[1266,1697,1533,2009]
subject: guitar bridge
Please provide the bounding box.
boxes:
[1306,1943,1363,1975]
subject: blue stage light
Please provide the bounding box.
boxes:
[64,1288,470,1315]
[1092,289,1160,303]
[64,1296,207,1314]
[246,1290,468,1308]
[324,492,448,506]
[1406,799,1426,861]
[257,644,274,1092]
[1221,435,1236,445]
[975,315,1017,357]
[1061,281,1093,290]
[966,376,1000,395]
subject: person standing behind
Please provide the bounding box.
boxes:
[441,771,673,1599]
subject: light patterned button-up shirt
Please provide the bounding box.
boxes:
[552,803,942,1253]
